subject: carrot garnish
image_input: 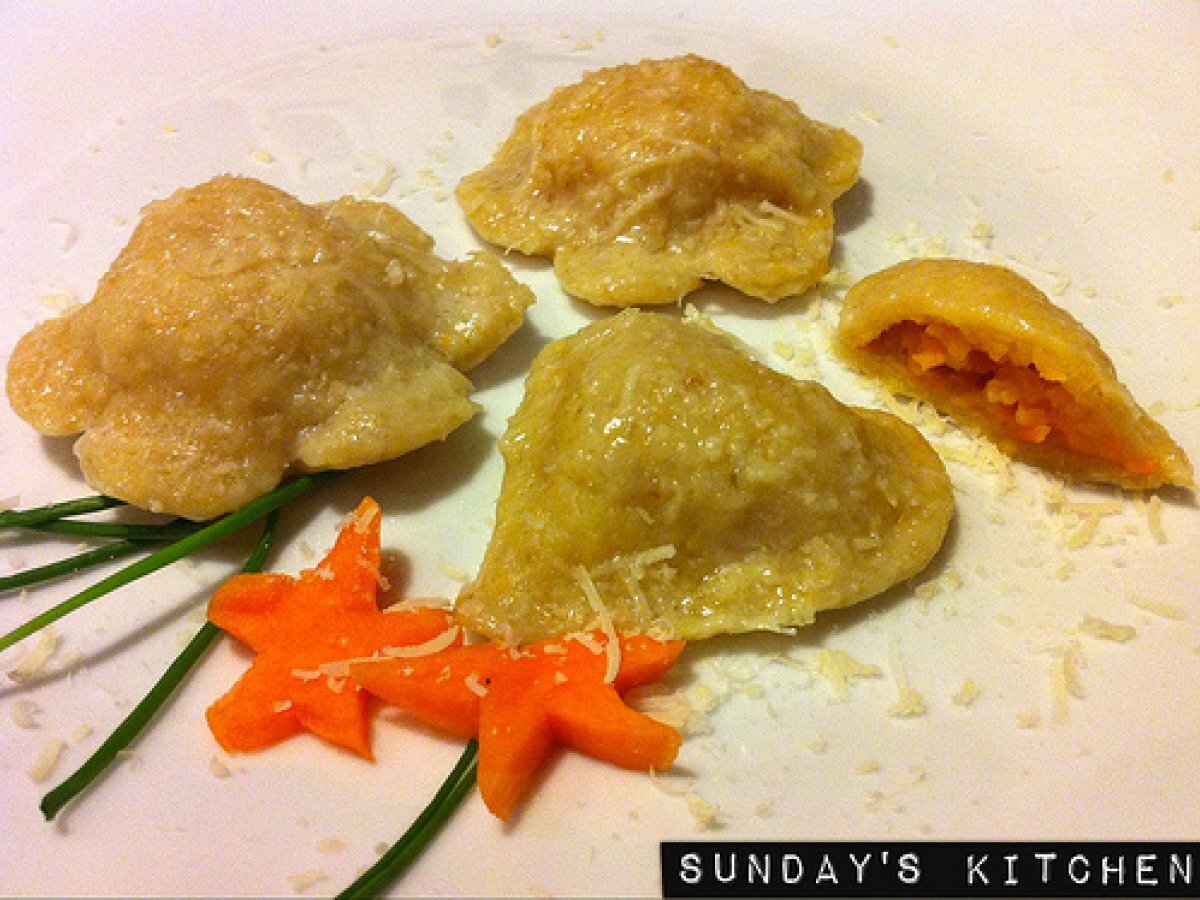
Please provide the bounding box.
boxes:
[205,494,686,819]
[206,497,460,758]
[350,631,685,820]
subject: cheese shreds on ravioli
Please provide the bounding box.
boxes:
[836,258,1193,490]
[5,176,534,520]
[456,310,953,643]
[456,54,861,307]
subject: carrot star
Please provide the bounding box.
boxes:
[206,497,460,759]
[349,630,686,819]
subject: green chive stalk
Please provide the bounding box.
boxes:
[39,509,283,820]
[0,474,332,655]
[0,495,125,528]
[0,540,146,593]
[336,740,479,899]
[22,517,203,543]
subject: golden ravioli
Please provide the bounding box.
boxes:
[6,176,533,520]
[836,258,1193,490]
[456,54,862,307]
[456,310,953,642]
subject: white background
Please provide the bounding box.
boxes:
[2,2,1198,896]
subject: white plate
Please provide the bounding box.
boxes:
[2,2,1198,896]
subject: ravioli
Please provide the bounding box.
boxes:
[456,310,953,643]
[456,54,862,307]
[5,175,534,520]
[836,258,1193,490]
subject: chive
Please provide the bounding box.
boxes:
[0,539,146,593]
[0,473,333,655]
[336,739,479,899]
[24,517,204,543]
[0,495,125,528]
[2,519,201,594]
[39,509,283,821]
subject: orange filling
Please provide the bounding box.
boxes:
[869,321,1157,475]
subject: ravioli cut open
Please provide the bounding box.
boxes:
[456,309,953,643]
[837,259,1193,490]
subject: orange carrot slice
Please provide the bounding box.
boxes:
[206,497,461,758]
[476,661,556,822]
[359,644,498,739]
[351,631,686,819]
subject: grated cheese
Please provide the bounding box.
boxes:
[1128,595,1186,621]
[670,686,725,734]
[649,770,698,804]
[627,684,700,733]
[438,560,470,582]
[588,544,676,580]
[916,571,964,607]
[811,648,881,701]
[7,627,62,683]
[360,158,397,198]
[888,220,949,258]
[35,286,78,313]
[1079,616,1137,643]
[380,626,461,659]
[951,679,981,707]
[1143,495,1168,544]
[313,626,463,681]
[772,341,796,361]
[1048,643,1085,725]
[384,597,454,613]
[572,565,621,684]
[464,672,490,697]
[287,870,327,894]
[27,737,66,783]
[684,792,723,830]
[886,644,927,718]
[968,221,995,246]
[570,631,605,656]
[569,29,606,52]
[10,698,41,729]
[1016,710,1041,729]
[914,579,942,602]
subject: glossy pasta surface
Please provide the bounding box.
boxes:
[456,55,861,307]
[458,309,953,642]
[6,176,533,519]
